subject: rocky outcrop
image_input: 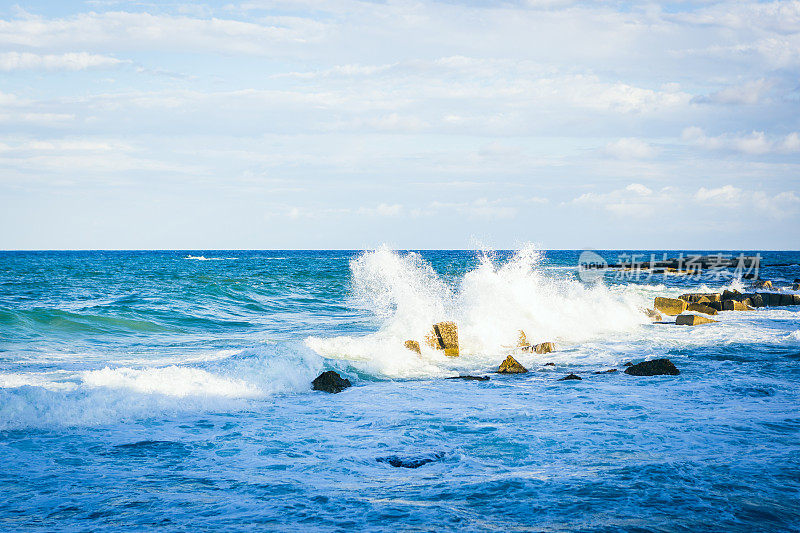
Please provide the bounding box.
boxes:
[624,359,680,376]
[312,371,352,393]
[558,373,582,381]
[676,313,717,325]
[446,375,490,381]
[723,299,754,311]
[679,293,721,304]
[686,302,718,315]
[404,340,421,354]
[752,280,773,289]
[654,297,687,316]
[533,342,555,354]
[425,321,459,357]
[498,355,528,374]
[721,289,742,301]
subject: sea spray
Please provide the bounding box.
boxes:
[306,245,652,377]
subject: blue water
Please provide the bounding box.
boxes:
[1,248,799,531]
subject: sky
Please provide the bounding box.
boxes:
[0,0,799,250]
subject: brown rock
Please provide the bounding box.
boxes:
[654,297,688,316]
[723,299,753,311]
[678,293,721,303]
[558,373,582,381]
[498,355,528,374]
[676,314,718,325]
[686,302,718,315]
[517,330,530,349]
[594,369,617,374]
[780,293,795,306]
[426,322,459,356]
[747,294,764,308]
[722,289,742,301]
[643,308,662,321]
[752,280,773,289]
[404,340,421,354]
[533,342,555,354]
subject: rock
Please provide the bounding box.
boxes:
[623,362,633,367]
[425,321,459,357]
[780,293,796,306]
[312,371,351,393]
[747,294,764,308]
[377,452,444,469]
[686,302,718,315]
[654,297,687,316]
[446,375,490,381]
[624,358,680,376]
[678,293,721,303]
[533,342,555,354]
[498,355,528,374]
[793,283,800,291]
[594,368,617,374]
[558,373,582,381]
[676,313,717,325]
[752,280,773,289]
[723,299,753,311]
[721,289,742,301]
[544,362,555,366]
[765,293,782,307]
[404,340,421,354]
[643,308,662,321]
[517,330,530,350]
[703,300,723,311]
[794,294,800,305]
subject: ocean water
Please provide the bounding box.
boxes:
[1,248,799,531]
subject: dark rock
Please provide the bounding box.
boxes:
[594,368,617,374]
[624,358,680,376]
[311,371,351,393]
[558,373,582,381]
[623,362,633,367]
[544,362,555,366]
[446,375,490,381]
[377,452,444,468]
[498,355,528,374]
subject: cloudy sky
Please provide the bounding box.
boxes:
[1,0,799,250]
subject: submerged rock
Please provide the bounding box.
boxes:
[594,368,617,374]
[654,297,687,316]
[311,371,351,393]
[446,375,490,381]
[624,358,680,376]
[498,355,528,374]
[544,362,555,366]
[676,313,717,326]
[404,340,421,354]
[377,452,444,469]
[558,373,582,381]
[643,308,662,321]
[752,280,773,289]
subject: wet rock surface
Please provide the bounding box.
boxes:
[377,452,445,468]
[446,375,490,381]
[558,373,582,381]
[498,355,528,374]
[624,358,680,376]
[311,371,352,393]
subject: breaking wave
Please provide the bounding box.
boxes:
[306,245,651,378]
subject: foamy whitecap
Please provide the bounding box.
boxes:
[82,366,262,398]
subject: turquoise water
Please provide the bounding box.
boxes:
[1,248,799,531]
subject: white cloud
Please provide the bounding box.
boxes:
[696,79,773,105]
[682,127,800,154]
[605,138,659,159]
[0,52,123,71]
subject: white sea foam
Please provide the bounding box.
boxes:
[307,246,654,377]
[82,366,262,398]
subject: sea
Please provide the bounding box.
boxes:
[1,247,799,531]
